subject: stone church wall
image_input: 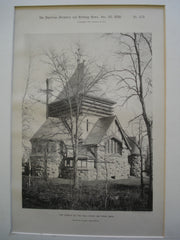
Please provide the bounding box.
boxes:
[128,155,141,177]
[30,140,62,178]
[31,154,62,178]
[96,145,130,180]
[30,131,138,181]
[78,168,97,181]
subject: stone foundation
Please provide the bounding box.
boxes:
[78,168,97,180]
[96,146,130,180]
[30,145,131,181]
[61,167,74,179]
[30,154,61,178]
[96,155,130,180]
[61,168,97,181]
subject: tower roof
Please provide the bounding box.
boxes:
[54,62,86,102]
[48,61,116,118]
[52,61,114,104]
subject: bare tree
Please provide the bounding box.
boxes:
[128,116,148,198]
[44,48,112,188]
[112,33,153,207]
[22,55,35,187]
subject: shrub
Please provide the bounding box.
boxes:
[22,176,152,211]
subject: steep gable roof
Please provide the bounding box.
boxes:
[52,62,112,104]
[84,116,115,145]
[54,62,85,102]
[84,115,131,149]
[127,137,140,155]
[114,117,131,150]
[30,118,69,142]
[30,115,132,153]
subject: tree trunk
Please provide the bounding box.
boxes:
[44,143,48,181]
[139,148,144,199]
[28,158,31,187]
[138,70,153,208]
[104,158,108,209]
[147,124,153,209]
[134,34,153,206]
[142,112,153,208]
[73,143,79,189]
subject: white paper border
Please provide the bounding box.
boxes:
[1,0,180,239]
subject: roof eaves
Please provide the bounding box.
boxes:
[114,116,132,150]
[84,116,115,146]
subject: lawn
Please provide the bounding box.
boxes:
[22,176,152,211]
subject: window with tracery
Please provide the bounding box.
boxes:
[105,138,122,155]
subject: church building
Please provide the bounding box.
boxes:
[30,61,141,180]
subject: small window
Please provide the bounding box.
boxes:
[105,138,122,155]
[108,139,110,153]
[81,160,87,168]
[64,159,73,167]
[111,139,113,153]
[78,159,87,168]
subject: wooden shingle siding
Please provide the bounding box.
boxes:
[48,94,115,118]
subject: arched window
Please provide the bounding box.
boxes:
[105,138,122,155]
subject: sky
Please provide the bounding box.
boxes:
[23,33,152,138]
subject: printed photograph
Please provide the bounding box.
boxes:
[21,33,153,211]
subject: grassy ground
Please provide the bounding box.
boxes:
[22,176,152,211]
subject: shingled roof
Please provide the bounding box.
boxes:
[53,62,87,102]
[52,61,112,104]
[31,115,132,152]
[128,137,140,155]
[84,115,132,150]
[30,118,69,142]
[84,116,115,145]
